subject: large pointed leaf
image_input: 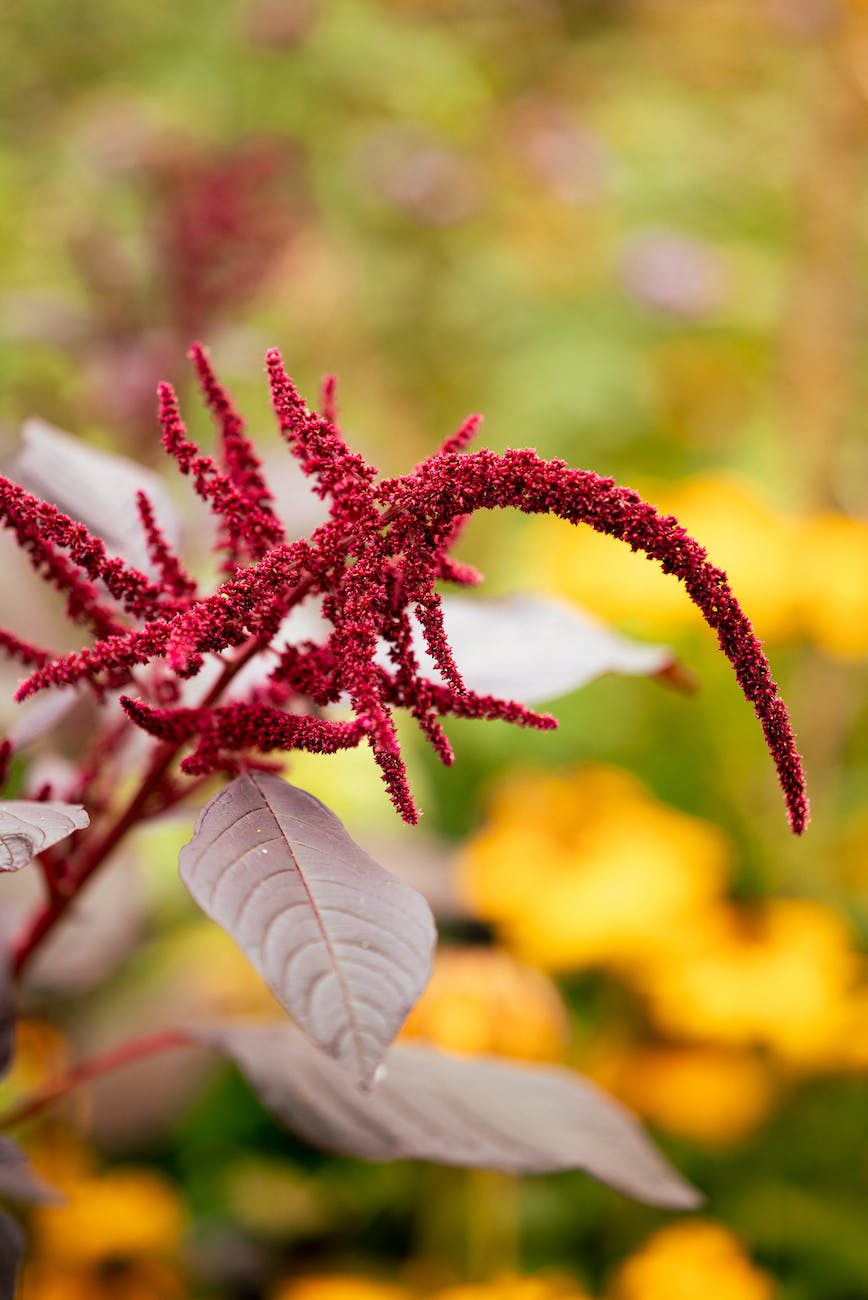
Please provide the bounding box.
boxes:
[0,800,88,872]
[0,1139,59,1205]
[0,1141,60,1300]
[0,958,14,1079]
[180,774,436,1087]
[16,417,182,576]
[200,1022,700,1210]
[0,1212,23,1300]
[407,594,675,705]
[5,686,83,751]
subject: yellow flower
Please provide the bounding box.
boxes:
[458,766,729,972]
[22,1261,184,1300]
[272,1280,413,1300]
[809,977,868,1074]
[524,473,800,643]
[0,1020,67,1114]
[590,1044,776,1146]
[525,470,868,659]
[609,1221,776,1300]
[796,513,868,660]
[437,1276,591,1300]
[34,1167,186,1266]
[400,947,570,1062]
[638,899,857,1066]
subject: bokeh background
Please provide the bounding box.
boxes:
[2,1,868,1297]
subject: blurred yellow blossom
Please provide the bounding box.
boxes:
[272,1279,413,1300]
[638,899,857,1066]
[524,474,800,643]
[33,1166,186,1265]
[609,1220,775,1300]
[437,1276,592,1300]
[810,979,868,1074]
[590,1044,776,1145]
[525,472,868,659]
[795,513,868,659]
[400,947,570,1062]
[458,766,729,972]
[22,1260,184,1300]
[0,1020,67,1113]
[273,1278,592,1300]
[224,1157,332,1241]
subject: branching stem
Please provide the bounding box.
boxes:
[0,1028,194,1131]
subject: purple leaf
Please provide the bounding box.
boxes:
[0,1211,23,1300]
[0,800,88,872]
[406,594,675,705]
[0,1138,60,1205]
[16,417,183,576]
[6,686,83,752]
[0,1142,59,1300]
[0,957,13,1079]
[180,774,437,1087]
[200,1022,701,1210]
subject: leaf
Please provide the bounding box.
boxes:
[0,1138,59,1205]
[0,1142,60,1300]
[0,800,88,872]
[15,417,183,576]
[0,957,14,1080]
[5,686,83,752]
[200,1022,701,1210]
[179,774,437,1087]
[409,594,675,705]
[0,1212,23,1300]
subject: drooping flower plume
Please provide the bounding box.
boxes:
[0,346,808,833]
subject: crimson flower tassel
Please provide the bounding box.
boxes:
[0,347,808,835]
[386,449,809,835]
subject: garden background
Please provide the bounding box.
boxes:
[2,1,868,1297]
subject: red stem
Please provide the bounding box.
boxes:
[11,633,266,977]
[0,1028,193,1131]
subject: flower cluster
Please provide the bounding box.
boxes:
[0,347,808,832]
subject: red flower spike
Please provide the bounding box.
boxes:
[413,592,467,696]
[0,738,11,790]
[380,514,468,694]
[121,695,368,768]
[0,629,53,670]
[0,477,156,632]
[189,342,285,567]
[1,349,808,836]
[266,349,379,529]
[381,591,455,767]
[158,381,283,560]
[136,491,198,602]
[432,515,483,587]
[163,540,313,673]
[322,542,419,822]
[267,641,342,708]
[319,374,339,427]
[406,677,557,732]
[391,448,809,835]
[437,412,483,457]
[436,555,484,586]
[15,622,173,702]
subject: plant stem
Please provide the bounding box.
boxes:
[12,737,178,976]
[0,1028,194,1131]
[11,632,266,978]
